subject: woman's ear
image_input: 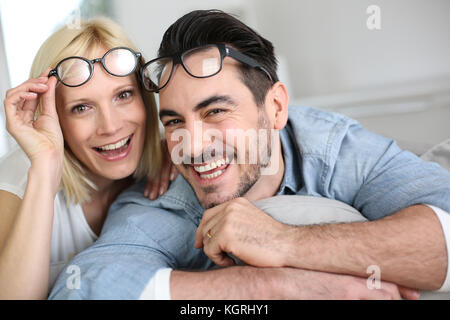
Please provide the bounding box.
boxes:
[265,81,289,130]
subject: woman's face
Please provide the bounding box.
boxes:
[55,48,146,182]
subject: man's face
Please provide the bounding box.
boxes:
[159,59,273,208]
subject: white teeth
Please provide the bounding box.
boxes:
[97,136,130,151]
[200,170,224,180]
[193,158,229,173]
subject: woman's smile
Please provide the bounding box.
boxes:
[92,133,134,161]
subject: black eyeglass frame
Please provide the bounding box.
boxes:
[141,43,274,93]
[48,46,142,88]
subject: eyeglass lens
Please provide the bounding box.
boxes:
[56,48,138,87]
[104,48,137,76]
[143,45,222,91]
[57,58,92,87]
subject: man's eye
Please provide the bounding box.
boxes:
[71,104,89,114]
[164,119,182,126]
[207,109,225,116]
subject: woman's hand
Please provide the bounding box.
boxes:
[3,72,64,184]
[144,139,178,200]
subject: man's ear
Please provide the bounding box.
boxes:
[265,82,289,130]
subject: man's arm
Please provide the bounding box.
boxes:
[195,199,447,291]
[48,200,416,300]
[283,204,447,291]
[170,267,418,300]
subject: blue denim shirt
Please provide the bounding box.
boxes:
[49,106,450,299]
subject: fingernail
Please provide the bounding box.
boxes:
[170,173,175,181]
[150,191,156,199]
[159,187,165,196]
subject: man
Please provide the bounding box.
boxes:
[50,10,450,299]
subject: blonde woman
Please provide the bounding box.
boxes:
[0,17,175,299]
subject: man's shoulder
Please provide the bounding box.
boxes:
[106,176,203,231]
[285,106,359,157]
[287,105,357,129]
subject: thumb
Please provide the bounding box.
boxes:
[41,76,58,119]
[398,286,420,300]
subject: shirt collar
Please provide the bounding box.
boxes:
[277,125,303,195]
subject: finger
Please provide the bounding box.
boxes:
[6,77,49,98]
[203,227,235,267]
[169,164,178,181]
[39,67,52,78]
[144,179,153,198]
[149,177,160,200]
[194,205,227,248]
[4,92,38,125]
[18,92,41,124]
[379,282,402,300]
[41,76,58,119]
[198,210,229,249]
[398,286,420,300]
[158,160,172,196]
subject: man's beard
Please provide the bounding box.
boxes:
[190,110,273,209]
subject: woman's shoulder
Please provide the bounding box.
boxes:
[0,146,31,199]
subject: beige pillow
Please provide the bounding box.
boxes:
[420,138,450,171]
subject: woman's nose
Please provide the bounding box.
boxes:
[96,106,123,136]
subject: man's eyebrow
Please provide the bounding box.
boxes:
[159,95,237,119]
[159,109,181,119]
[193,95,237,112]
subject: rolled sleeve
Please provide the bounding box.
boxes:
[425,204,450,292]
[139,268,173,300]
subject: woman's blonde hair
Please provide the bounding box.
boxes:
[30,17,162,204]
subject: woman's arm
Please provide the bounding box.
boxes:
[0,74,63,299]
[0,163,57,299]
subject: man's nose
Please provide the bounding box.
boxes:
[181,120,224,164]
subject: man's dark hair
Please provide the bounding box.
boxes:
[158,9,279,106]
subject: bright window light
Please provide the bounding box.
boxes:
[0,0,82,87]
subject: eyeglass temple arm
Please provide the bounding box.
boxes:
[225,47,274,83]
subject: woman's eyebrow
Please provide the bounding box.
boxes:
[62,83,135,107]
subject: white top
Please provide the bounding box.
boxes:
[0,147,98,291]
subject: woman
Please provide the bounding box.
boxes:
[0,17,176,299]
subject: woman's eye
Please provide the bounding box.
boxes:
[118,90,133,100]
[71,104,89,114]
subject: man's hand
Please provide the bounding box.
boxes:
[278,268,420,300]
[194,197,291,267]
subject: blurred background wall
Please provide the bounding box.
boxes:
[1,0,449,157]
